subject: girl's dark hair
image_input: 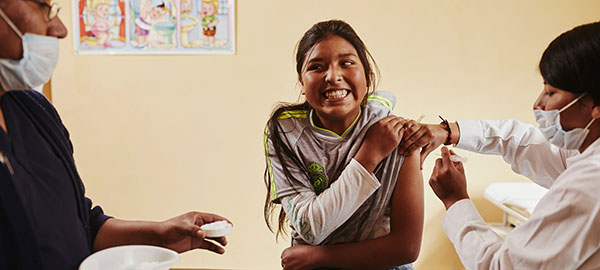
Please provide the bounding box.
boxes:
[263,19,379,238]
[540,21,600,105]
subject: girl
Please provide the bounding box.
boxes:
[264,20,423,270]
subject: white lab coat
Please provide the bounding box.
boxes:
[442,119,600,270]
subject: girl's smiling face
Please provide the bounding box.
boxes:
[300,34,368,133]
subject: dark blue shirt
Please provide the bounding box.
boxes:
[0,90,110,270]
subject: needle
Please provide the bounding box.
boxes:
[416,114,425,123]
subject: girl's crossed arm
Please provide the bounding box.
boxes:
[280,158,382,245]
[274,116,411,245]
[281,152,424,270]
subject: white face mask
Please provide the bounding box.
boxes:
[534,94,595,150]
[0,8,59,91]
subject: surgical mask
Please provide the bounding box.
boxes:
[534,94,595,150]
[0,8,59,91]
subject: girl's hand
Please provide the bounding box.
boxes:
[399,123,449,169]
[428,147,469,209]
[355,115,408,172]
[281,245,320,270]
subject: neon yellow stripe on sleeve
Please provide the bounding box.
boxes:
[264,125,278,201]
[278,110,308,119]
[367,95,394,110]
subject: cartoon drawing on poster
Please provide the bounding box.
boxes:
[130,0,177,49]
[181,0,233,50]
[76,0,126,49]
[73,0,235,54]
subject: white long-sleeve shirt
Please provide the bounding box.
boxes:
[281,159,381,245]
[442,119,600,270]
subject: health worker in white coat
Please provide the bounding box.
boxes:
[398,21,600,269]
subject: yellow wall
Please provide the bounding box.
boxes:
[51,0,600,269]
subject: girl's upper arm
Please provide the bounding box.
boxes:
[388,151,424,259]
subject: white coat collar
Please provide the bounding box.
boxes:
[566,137,600,167]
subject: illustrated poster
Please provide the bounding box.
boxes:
[73,0,235,54]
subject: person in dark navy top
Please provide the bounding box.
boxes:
[0,1,231,269]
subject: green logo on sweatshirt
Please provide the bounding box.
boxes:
[307,162,328,194]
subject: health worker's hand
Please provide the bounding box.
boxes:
[428,147,469,210]
[400,123,449,169]
[355,115,409,172]
[156,211,231,254]
[281,245,320,270]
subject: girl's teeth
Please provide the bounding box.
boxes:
[325,90,348,99]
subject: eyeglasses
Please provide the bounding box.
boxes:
[31,0,61,20]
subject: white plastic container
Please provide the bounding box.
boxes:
[200,220,233,237]
[79,245,179,270]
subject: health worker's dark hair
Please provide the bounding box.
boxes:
[263,19,379,238]
[540,21,600,105]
